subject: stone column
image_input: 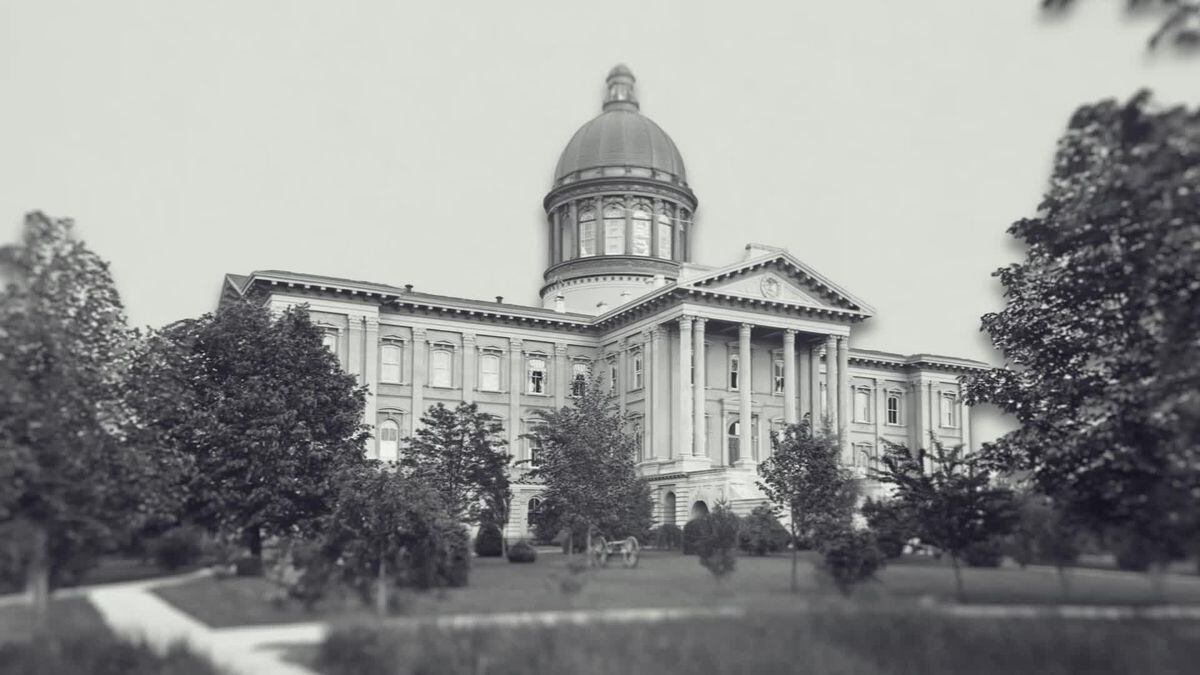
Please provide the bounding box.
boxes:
[462,332,476,403]
[837,336,850,461]
[508,338,523,458]
[642,329,655,458]
[961,390,972,453]
[808,340,821,423]
[411,328,427,435]
[737,323,753,467]
[824,335,838,432]
[676,316,693,457]
[652,325,670,459]
[364,318,379,425]
[554,343,568,409]
[618,338,628,418]
[783,329,797,425]
[692,318,707,458]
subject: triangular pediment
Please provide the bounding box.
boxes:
[681,253,875,315]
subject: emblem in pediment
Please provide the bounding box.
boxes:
[760,276,782,299]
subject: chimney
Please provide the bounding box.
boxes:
[495,296,504,304]
[404,284,413,293]
[554,294,566,313]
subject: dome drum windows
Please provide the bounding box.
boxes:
[603,198,625,255]
[553,195,687,263]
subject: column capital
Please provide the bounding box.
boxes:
[651,325,667,340]
[678,315,694,328]
[412,328,427,342]
[641,329,654,344]
[739,322,754,335]
[462,332,477,346]
[364,317,380,329]
[783,328,797,340]
[554,343,569,356]
[693,316,707,328]
[509,337,523,350]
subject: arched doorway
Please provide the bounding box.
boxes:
[691,501,709,520]
[527,497,542,527]
[663,492,677,526]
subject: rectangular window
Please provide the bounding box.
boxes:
[604,220,625,254]
[631,221,650,256]
[941,394,958,428]
[853,388,871,423]
[773,359,785,394]
[886,394,900,425]
[380,343,402,383]
[321,332,337,353]
[571,362,588,397]
[580,222,596,257]
[631,349,644,390]
[430,349,452,388]
[480,353,501,392]
[657,221,672,258]
[528,358,547,394]
[729,354,740,391]
[608,362,618,394]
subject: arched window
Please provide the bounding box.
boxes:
[380,343,402,383]
[630,202,652,256]
[940,393,958,428]
[430,348,452,388]
[479,352,501,392]
[603,200,625,254]
[728,419,740,464]
[579,205,597,257]
[886,392,902,425]
[527,497,542,526]
[527,357,547,394]
[378,419,400,462]
[656,205,673,259]
[690,501,709,520]
[571,362,588,397]
[663,492,677,526]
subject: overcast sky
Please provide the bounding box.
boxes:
[2,1,1195,443]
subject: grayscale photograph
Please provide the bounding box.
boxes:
[1,2,1198,674]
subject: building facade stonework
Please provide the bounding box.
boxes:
[218,66,987,539]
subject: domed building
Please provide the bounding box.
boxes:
[219,66,987,537]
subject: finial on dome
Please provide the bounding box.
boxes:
[603,64,638,112]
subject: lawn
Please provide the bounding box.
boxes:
[0,596,111,644]
[299,608,1200,675]
[154,549,1200,628]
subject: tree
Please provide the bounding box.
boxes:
[738,504,791,556]
[861,497,918,560]
[874,439,1018,601]
[1041,1,1200,51]
[1008,489,1085,598]
[524,380,652,558]
[965,92,1200,572]
[0,213,178,619]
[757,419,858,593]
[134,300,370,560]
[401,403,511,529]
[695,502,740,583]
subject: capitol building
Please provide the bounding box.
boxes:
[219,66,987,538]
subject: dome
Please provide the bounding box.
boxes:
[553,66,688,185]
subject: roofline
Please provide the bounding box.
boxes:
[680,250,878,316]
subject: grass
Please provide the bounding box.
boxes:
[0,596,111,644]
[153,549,1200,628]
[300,607,1200,675]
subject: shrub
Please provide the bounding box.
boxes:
[861,498,915,560]
[1112,533,1155,572]
[738,505,790,556]
[820,528,884,594]
[653,523,683,550]
[963,538,1005,568]
[234,556,263,577]
[147,526,205,571]
[682,518,711,555]
[695,503,740,581]
[474,523,503,557]
[0,630,223,675]
[507,541,537,563]
[316,620,399,675]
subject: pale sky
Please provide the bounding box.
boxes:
[2,1,1195,443]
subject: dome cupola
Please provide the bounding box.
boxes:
[541,65,698,315]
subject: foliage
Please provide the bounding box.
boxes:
[506,541,538,563]
[681,518,710,555]
[0,212,185,617]
[860,498,917,560]
[524,380,652,545]
[131,300,370,558]
[401,402,511,524]
[738,504,790,556]
[652,523,683,550]
[474,523,504,557]
[1041,1,1200,51]
[0,629,225,675]
[694,502,740,581]
[819,528,885,595]
[148,526,205,571]
[965,91,1200,569]
[757,419,857,592]
[1007,490,1084,569]
[294,465,468,615]
[962,539,1005,568]
[1110,530,1160,572]
[873,439,1018,600]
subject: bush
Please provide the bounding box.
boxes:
[0,630,223,675]
[1113,533,1155,572]
[963,538,1005,568]
[507,541,537,563]
[147,526,205,571]
[234,556,263,577]
[682,518,711,555]
[820,528,884,594]
[861,498,915,560]
[738,505,789,556]
[316,620,399,675]
[653,524,683,550]
[474,523,503,557]
[695,503,740,581]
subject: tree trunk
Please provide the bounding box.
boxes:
[244,526,263,560]
[566,531,573,557]
[951,555,965,603]
[790,517,799,594]
[26,525,50,626]
[375,554,388,618]
[1150,563,1167,603]
[586,527,593,567]
[1056,565,1071,601]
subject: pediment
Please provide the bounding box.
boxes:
[681,254,874,315]
[699,270,825,306]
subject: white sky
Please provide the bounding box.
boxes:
[2,1,1195,443]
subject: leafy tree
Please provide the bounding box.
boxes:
[757,419,857,592]
[524,380,652,557]
[861,497,918,560]
[738,504,790,556]
[1041,1,1200,51]
[293,465,469,616]
[820,528,885,596]
[134,300,370,560]
[401,403,511,528]
[874,440,1018,601]
[965,92,1200,571]
[1008,490,1084,598]
[0,212,180,619]
[695,502,740,583]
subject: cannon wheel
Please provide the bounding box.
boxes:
[622,537,640,568]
